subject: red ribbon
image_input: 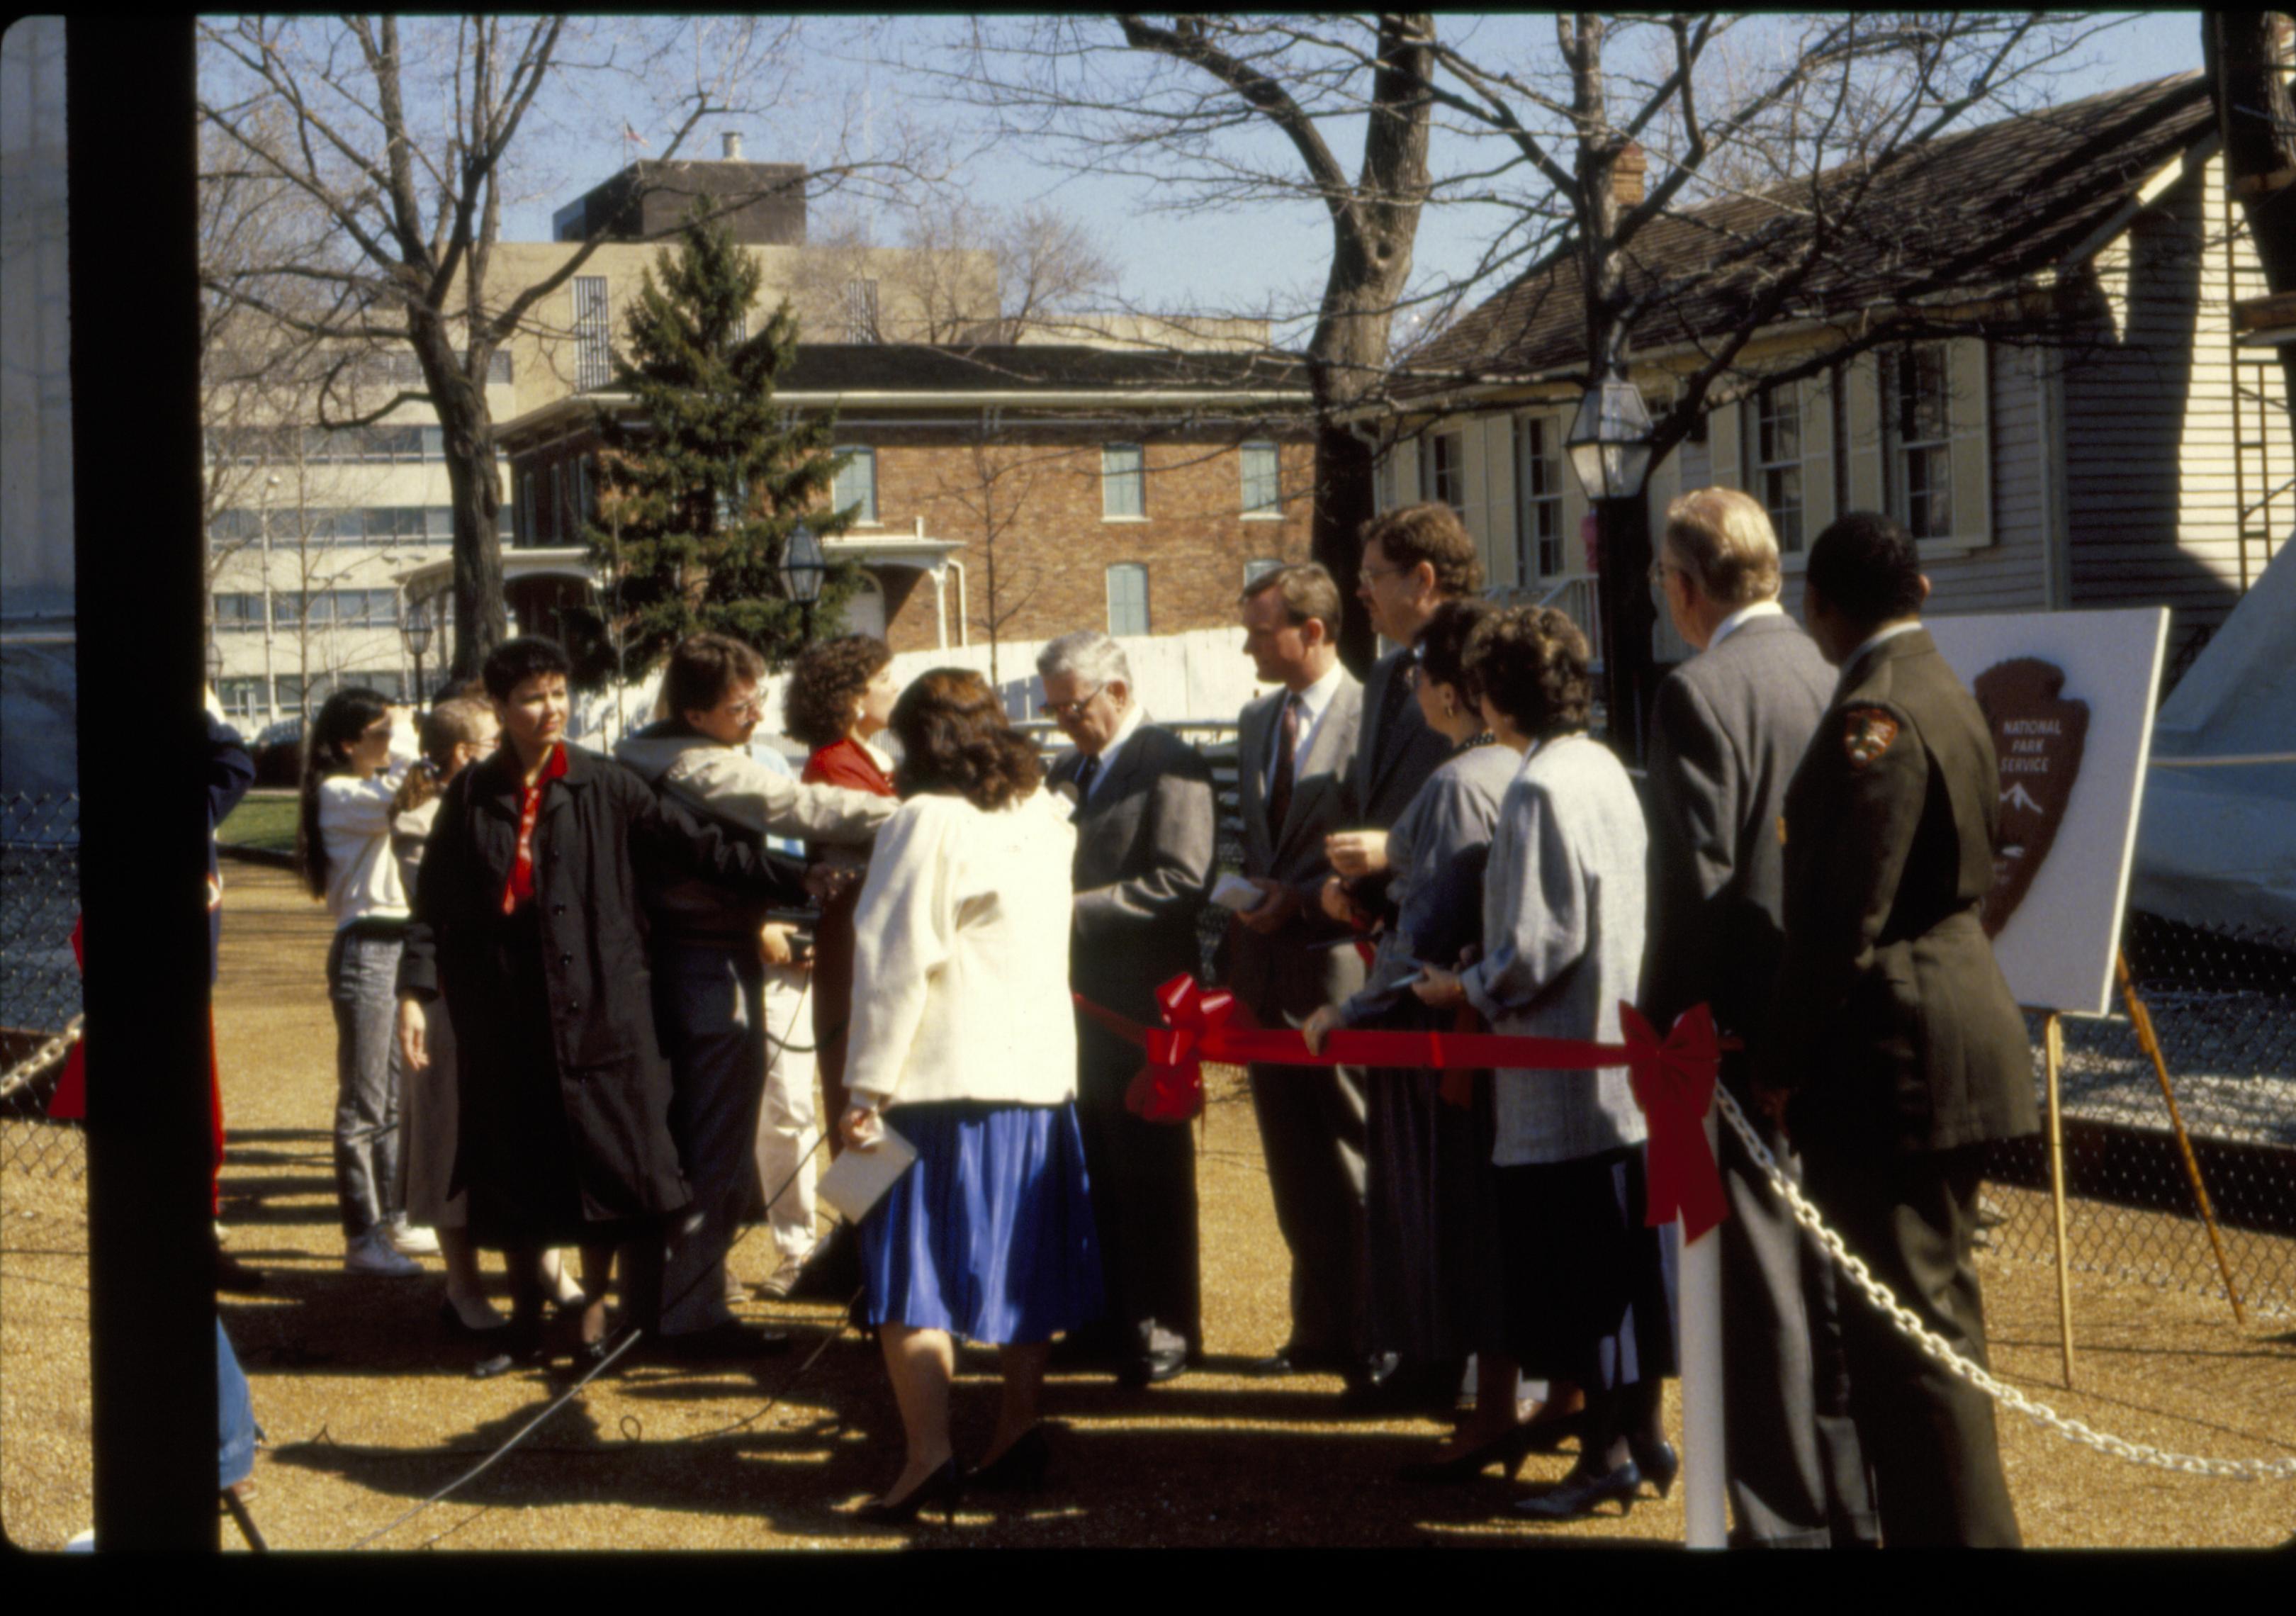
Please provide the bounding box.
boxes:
[1076,975,1733,1240]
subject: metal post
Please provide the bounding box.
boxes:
[2044,1012,2076,1388]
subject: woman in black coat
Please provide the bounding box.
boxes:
[396,638,806,1374]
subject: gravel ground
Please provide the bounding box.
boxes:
[4,861,2291,1552]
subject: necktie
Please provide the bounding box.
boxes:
[1074,753,1101,802]
[1266,692,1300,835]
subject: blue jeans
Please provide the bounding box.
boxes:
[218,1318,259,1490]
[327,928,405,1239]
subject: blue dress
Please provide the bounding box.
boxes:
[860,1099,1104,1345]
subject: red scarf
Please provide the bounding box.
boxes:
[501,742,568,914]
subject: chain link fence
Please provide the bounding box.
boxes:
[1981,914,2296,1319]
[1,794,84,1180]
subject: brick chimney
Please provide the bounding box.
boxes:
[1614,142,1647,208]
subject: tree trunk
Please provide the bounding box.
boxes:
[407,313,507,683]
[2207,11,2296,427]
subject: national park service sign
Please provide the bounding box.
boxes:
[1973,657,2090,936]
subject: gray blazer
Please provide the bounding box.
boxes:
[1350,645,1455,830]
[1641,613,1835,1043]
[1225,671,1364,1022]
[1342,741,1519,1026]
[1050,719,1217,1026]
[1459,734,1649,1166]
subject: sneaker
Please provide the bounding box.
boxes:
[345,1228,423,1277]
[753,1250,813,1301]
[387,1218,441,1257]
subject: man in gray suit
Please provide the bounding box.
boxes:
[1642,487,1879,1549]
[1225,564,1378,1387]
[1040,629,1217,1388]
[1322,503,1484,921]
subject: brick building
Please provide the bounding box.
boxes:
[486,343,1317,655]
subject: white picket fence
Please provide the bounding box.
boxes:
[569,624,1279,755]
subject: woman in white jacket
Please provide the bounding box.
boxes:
[838,668,1103,1525]
[297,687,422,1277]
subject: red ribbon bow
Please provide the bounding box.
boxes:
[1618,1000,1728,1243]
[1123,975,1233,1122]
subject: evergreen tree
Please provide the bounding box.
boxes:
[570,211,861,689]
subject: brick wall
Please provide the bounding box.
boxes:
[860,430,1317,652]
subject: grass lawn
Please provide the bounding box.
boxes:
[216,792,300,851]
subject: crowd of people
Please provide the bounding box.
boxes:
[252,487,2032,1545]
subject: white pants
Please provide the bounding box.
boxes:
[753,963,819,1260]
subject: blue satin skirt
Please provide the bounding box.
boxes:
[860,1099,1105,1345]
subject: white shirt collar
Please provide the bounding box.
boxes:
[1082,704,1145,797]
[1846,619,1924,670]
[1708,597,1784,651]
[1286,659,1346,724]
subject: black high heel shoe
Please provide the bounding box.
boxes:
[967,1425,1049,1492]
[1513,1459,1644,1520]
[1628,1437,1679,1500]
[471,1318,545,1381]
[856,1457,964,1525]
[1397,1412,1579,1485]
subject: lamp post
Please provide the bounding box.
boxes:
[779,520,827,646]
[1564,362,1657,765]
[400,595,434,714]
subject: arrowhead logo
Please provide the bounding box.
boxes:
[1974,657,2090,937]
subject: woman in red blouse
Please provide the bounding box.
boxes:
[784,635,900,1145]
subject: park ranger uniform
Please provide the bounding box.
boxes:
[1762,622,2039,1547]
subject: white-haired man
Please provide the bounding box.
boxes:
[1038,629,1216,1388]
[1643,486,1879,1549]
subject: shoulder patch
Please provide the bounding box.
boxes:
[1842,707,1900,769]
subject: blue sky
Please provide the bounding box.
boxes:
[492,12,2212,340]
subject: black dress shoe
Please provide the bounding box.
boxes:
[855,1457,963,1525]
[652,1320,792,1362]
[967,1425,1049,1492]
[471,1320,545,1380]
[1116,1343,1188,1388]
[1514,1460,1644,1520]
[1247,1350,1299,1376]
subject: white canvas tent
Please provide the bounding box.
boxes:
[2129,538,2296,936]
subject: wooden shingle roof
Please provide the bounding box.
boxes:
[1400,73,2216,398]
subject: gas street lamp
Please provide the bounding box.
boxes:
[779,520,827,645]
[400,594,435,713]
[1565,363,1659,763]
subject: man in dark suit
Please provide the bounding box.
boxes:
[1040,629,1217,1388]
[1759,511,2038,1547]
[1225,563,1376,1387]
[1643,488,1879,1550]
[1320,503,1480,909]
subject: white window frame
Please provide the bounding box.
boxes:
[1514,415,1565,581]
[573,276,612,391]
[1102,443,1146,520]
[1749,379,1806,556]
[1419,428,1464,512]
[1240,440,1283,519]
[834,444,879,526]
[1105,562,1150,636]
[1884,342,1954,543]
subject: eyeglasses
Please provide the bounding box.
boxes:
[1359,563,1412,585]
[1039,685,1105,722]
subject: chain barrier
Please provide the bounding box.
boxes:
[1713,1082,2296,1483]
[0,1016,81,1101]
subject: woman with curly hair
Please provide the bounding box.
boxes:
[1412,606,1672,1522]
[836,668,1102,1524]
[783,634,900,1145]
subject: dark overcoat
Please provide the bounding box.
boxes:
[398,741,804,1230]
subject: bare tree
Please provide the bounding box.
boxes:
[932,14,1437,668]
[196,16,935,680]
[928,436,1052,687]
[1403,11,2132,748]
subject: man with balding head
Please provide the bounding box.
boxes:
[1644,486,1879,1549]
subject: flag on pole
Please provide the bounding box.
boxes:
[622,120,650,149]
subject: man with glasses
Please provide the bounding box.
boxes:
[1037,630,1215,1388]
[616,632,893,1357]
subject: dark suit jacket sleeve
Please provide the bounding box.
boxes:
[1073,742,1215,954]
[206,713,257,831]
[1767,705,1927,1089]
[397,773,470,1004]
[1642,672,1735,1028]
